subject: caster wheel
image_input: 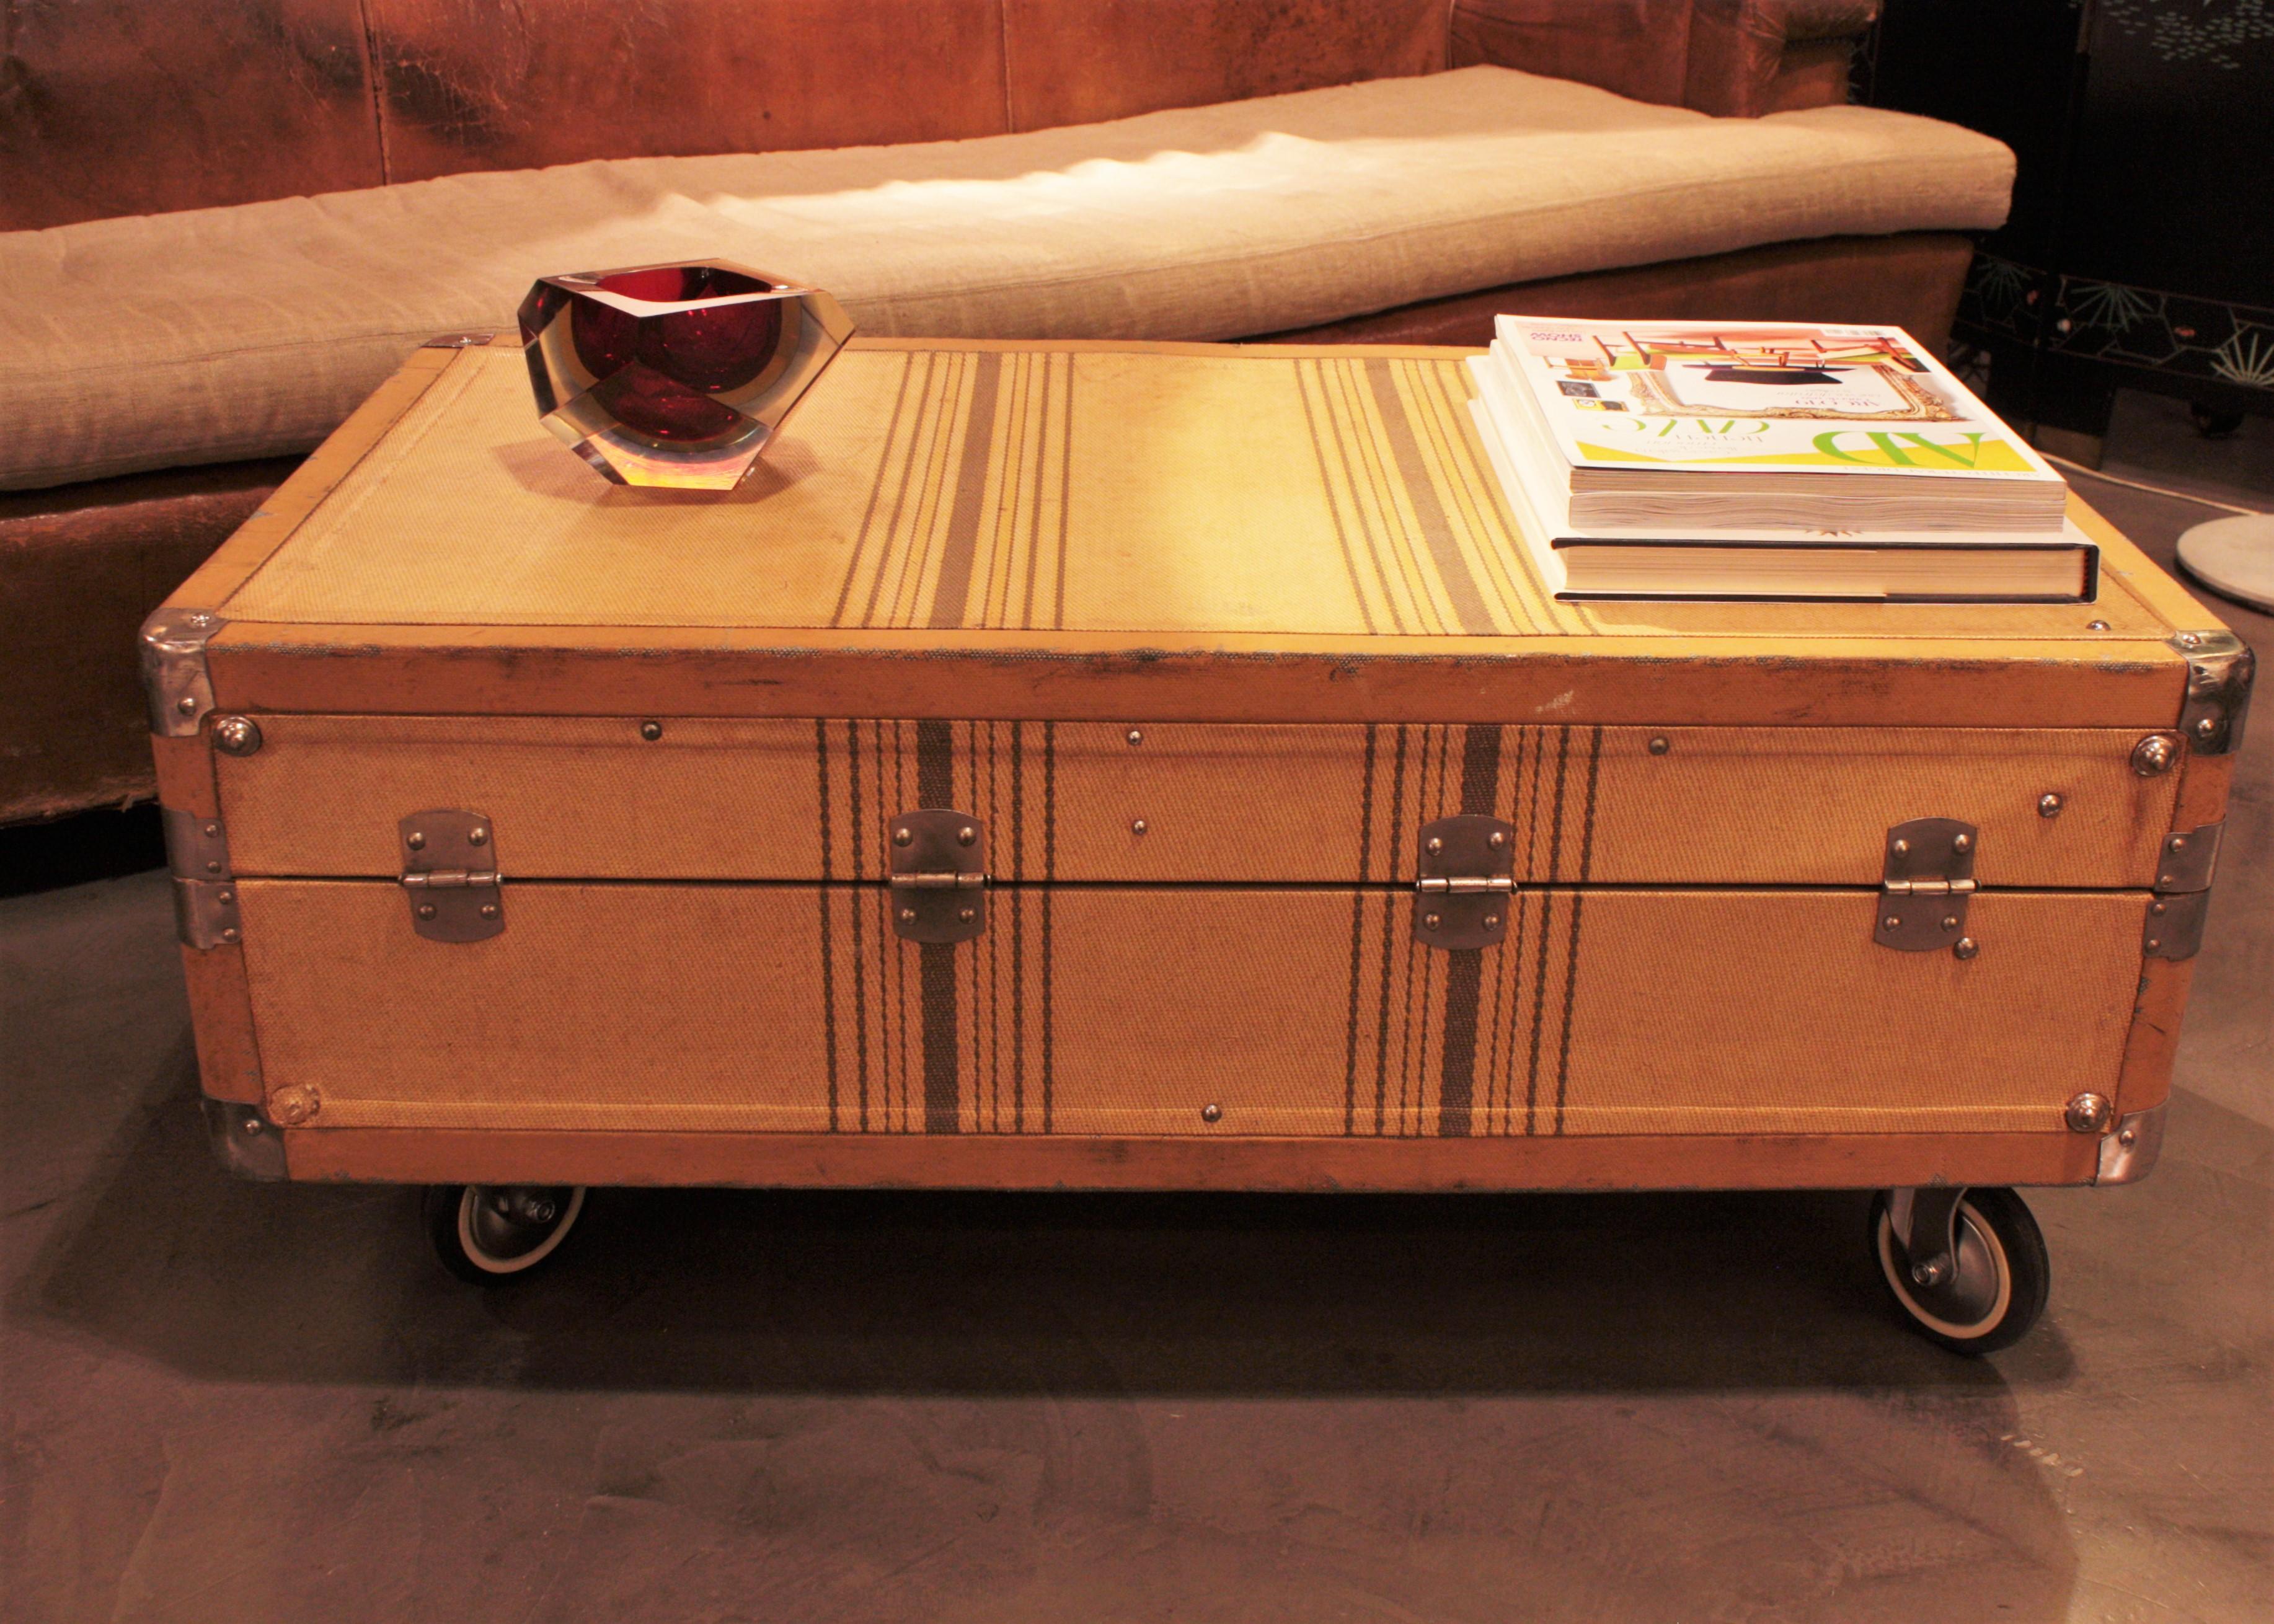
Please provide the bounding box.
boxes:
[423,1184,586,1284]
[1869,1188,2049,1354]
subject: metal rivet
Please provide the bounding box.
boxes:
[2065,1092,2112,1133]
[1201,1103,1222,1124]
[417,904,436,920]
[1941,916,1958,931]
[640,721,663,741]
[480,904,498,919]
[1484,914,1501,929]
[205,860,222,874]
[2168,835,2187,852]
[1131,819,1148,836]
[1488,831,1506,848]
[2177,632,2202,649]
[203,823,221,837]
[958,906,975,922]
[1648,736,1670,755]
[957,826,976,847]
[1952,833,1971,854]
[893,827,913,847]
[175,696,198,715]
[1126,729,1143,746]
[468,827,488,846]
[899,907,917,923]
[2151,901,2168,916]
[221,927,240,943]
[1953,937,1978,960]
[2038,793,2063,818]
[2131,735,2177,776]
[407,831,426,850]
[1892,839,1909,855]
[2145,937,2161,951]
[1424,912,1441,930]
[2118,1127,2137,1147]
[216,888,234,904]
[1885,916,1902,930]
[1425,836,1444,854]
[241,1118,263,1136]
[2087,620,2110,631]
[212,715,263,756]
[2197,717,2219,739]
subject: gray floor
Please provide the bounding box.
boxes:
[4,438,2270,1622]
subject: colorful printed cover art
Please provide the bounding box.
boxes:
[1501,319,2055,478]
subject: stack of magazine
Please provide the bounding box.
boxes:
[1466,317,2090,602]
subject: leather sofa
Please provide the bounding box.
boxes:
[0,0,2007,825]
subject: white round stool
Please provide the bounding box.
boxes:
[2177,513,2274,615]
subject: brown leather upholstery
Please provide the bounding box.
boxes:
[0,462,295,824]
[2,0,1878,231]
[1449,0,1877,118]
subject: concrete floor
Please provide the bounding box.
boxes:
[4,463,2268,1622]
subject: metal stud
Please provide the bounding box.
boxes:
[1425,836,1444,854]
[417,903,436,920]
[1892,839,1909,856]
[1487,831,1506,848]
[893,827,914,847]
[2176,632,2202,650]
[899,906,917,924]
[640,721,663,741]
[405,831,426,850]
[1484,914,1501,930]
[1953,937,1978,960]
[2065,1092,2113,1134]
[1648,736,1671,755]
[468,826,488,847]
[957,825,977,847]
[221,927,240,944]
[2038,793,2063,818]
[1131,819,1148,836]
[212,715,263,756]
[1201,1103,1222,1124]
[1952,832,1972,854]
[1423,912,1441,930]
[2087,620,2109,631]
[480,904,498,919]
[1126,729,1143,746]
[958,906,976,922]
[1941,916,1958,931]
[2131,735,2177,776]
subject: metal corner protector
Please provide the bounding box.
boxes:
[2093,1104,2166,1186]
[2171,630,2254,756]
[141,608,223,737]
[201,1099,288,1181]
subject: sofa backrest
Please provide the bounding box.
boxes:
[0,0,1450,231]
[0,1,1876,232]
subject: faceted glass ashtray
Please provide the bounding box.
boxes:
[518,261,855,490]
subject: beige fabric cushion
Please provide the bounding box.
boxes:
[0,65,2011,492]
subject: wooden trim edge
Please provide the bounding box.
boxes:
[282,1127,2102,1191]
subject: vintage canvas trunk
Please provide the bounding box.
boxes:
[146,337,2249,1322]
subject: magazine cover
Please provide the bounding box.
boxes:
[1494,317,2064,483]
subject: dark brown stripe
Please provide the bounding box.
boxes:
[1552,727,1605,1136]
[847,723,870,1130]
[890,722,907,1128]
[816,721,839,1132]
[914,720,960,1133]
[1052,361,1074,630]
[1363,358,1497,636]
[1298,361,1379,635]
[1342,722,1379,1134]
[854,353,940,630]
[1041,722,1057,1131]
[1435,725,1502,1137]
[831,350,918,628]
[928,353,1002,630]
[1523,726,1572,1136]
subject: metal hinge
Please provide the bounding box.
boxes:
[400,811,504,942]
[2172,630,2254,755]
[1414,815,1516,949]
[162,805,242,948]
[2143,818,2223,960]
[889,810,987,943]
[139,608,223,737]
[1875,818,1978,955]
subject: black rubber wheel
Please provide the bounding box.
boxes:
[1868,1188,2050,1355]
[423,1183,586,1284]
